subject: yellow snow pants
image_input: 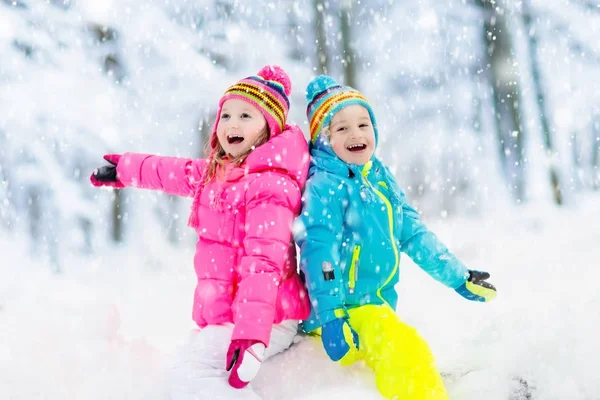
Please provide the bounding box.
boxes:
[325,304,448,400]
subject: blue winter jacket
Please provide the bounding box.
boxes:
[294,138,470,333]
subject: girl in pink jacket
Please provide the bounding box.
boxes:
[91,66,310,399]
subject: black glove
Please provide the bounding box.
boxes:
[90,154,124,188]
[455,270,497,302]
[94,165,118,182]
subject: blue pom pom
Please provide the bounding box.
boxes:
[305,75,340,103]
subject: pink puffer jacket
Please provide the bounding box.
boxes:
[116,124,311,345]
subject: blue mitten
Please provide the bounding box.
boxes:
[321,318,359,362]
[455,270,497,302]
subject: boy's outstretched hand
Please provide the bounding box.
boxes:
[90,154,124,188]
[321,317,359,362]
[455,270,497,302]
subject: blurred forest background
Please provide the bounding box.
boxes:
[1,0,599,272]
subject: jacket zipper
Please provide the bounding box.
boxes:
[348,245,361,294]
[360,168,399,305]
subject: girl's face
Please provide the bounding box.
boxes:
[328,105,375,165]
[217,99,268,157]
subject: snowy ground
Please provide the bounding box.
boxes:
[2,196,599,400]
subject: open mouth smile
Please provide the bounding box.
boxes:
[347,143,367,152]
[227,134,244,144]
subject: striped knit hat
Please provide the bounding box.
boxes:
[211,65,291,149]
[306,75,378,145]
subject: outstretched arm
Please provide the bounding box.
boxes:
[399,198,470,288]
[380,167,470,289]
[115,153,207,197]
[400,197,496,301]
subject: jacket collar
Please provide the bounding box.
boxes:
[309,143,375,180]
[225,124,309,188]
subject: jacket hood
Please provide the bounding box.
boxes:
[231,123,309,188]
[188,124,309,229]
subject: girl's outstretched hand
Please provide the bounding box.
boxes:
[90,154,124,188]
[226,339,265,389]
[455,270,497,302]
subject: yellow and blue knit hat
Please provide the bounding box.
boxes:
[210,65,291,150]
[306,75,378,144]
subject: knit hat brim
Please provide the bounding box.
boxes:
[210,65,292,151]
[305,75,378,146]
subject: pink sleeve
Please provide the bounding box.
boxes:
[116,153,207,197]
[231,173,302,346]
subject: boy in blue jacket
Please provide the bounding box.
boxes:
[294,75,497,399]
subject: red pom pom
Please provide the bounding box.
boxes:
[256,65,291,96]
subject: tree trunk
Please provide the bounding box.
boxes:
[592,117,600,190]
[79,216,94,254]
[27,185,61,271]
[88,24,126,84]
[472,89,483,136]
[0,132,13,232]
[156,195,181,246]
[198,112,215,155]
[87,22,129,241]
[340,1,357,87]
[522,0,563,205]
[47,205,61,273]
[112,189,124,242]
[479,0,527,203]
[313,0,329,74]
[571,131,583,191]
[28,187,42,255]
[287,3,304,61]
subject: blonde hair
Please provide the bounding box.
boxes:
[204,126,271,184]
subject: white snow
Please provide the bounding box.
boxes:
[2,197,599,399]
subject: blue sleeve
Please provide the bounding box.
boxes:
[294,174,348,325]
[384,168,469,289]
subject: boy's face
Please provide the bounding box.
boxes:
[217,99,267,157]
[328,105,375,165]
